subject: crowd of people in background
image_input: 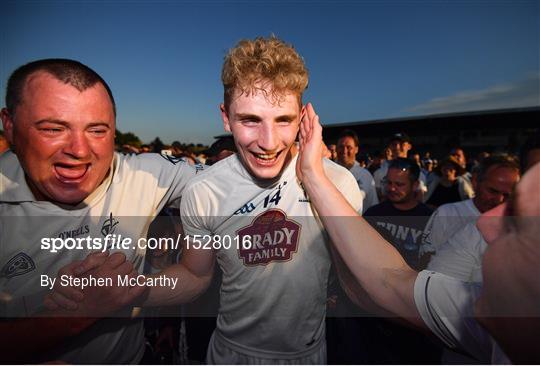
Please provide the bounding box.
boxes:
[1,47,539,365]
[106,128,540,364]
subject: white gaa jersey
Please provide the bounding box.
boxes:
[421,199,480,256]
[427,222,487,282]
[180,154,362,360]
[0,151,200,363]
[414,270,509,364]
[349,161,378,213]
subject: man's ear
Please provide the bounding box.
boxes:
[220,103,231,132]
[1,108,14,144]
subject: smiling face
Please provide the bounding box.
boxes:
[337,136,358,169]
[1,71,115,204]
[220,87,302,181]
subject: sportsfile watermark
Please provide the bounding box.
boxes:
[40,234,259,253]
[40,234,184,253]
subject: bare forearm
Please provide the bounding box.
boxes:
[142,263,212,307]
[303,173,421,320]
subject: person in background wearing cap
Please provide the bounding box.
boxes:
[204,135,237,165]
[421,157,435,185]
[373,132,427,201]
[425,155,474,208]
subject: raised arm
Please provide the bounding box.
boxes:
[297,103,424,327]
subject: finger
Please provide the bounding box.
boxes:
[112,261,134,277]
[50,291,79,311]
[104,252,127,269]
[126,269,139,285]
[74,251,109,275]
[306,102,316,123]
[54,285,85,302]
[58,260,83,277]
[43,295,60,311]
[126,281,147,301]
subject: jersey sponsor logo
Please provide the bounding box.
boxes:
[1,252,36,279]
[160,153,184,165]
[236,209,301,266]
[234,202,256,215]
[101,212,119,237]
[57,224,90,239]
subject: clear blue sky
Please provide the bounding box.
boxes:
[2,0,538,145]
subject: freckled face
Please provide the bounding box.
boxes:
[221,89,302,181]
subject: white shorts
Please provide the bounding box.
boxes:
[206,330,326,364]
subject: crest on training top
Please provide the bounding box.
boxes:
[1,252,36,279]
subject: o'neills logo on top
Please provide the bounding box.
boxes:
[237,209,301,266]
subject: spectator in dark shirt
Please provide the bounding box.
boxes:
[425,155,474,208]
[364,158,433,270]
[358,158,442,364]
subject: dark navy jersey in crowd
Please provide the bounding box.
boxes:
[426,181,461,207]
[364,201,434,270]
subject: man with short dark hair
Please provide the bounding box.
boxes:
[0,59,200,363]
[365,158,433,269]
[336,129,378,212]
[373,132,427,200]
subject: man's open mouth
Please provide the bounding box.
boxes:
[54,163,90,183]
[252,151,280,166]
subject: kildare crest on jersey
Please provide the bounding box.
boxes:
[101,212,119,237]
[1,252,36,279]
[236,209,301,266]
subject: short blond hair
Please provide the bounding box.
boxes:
[222,36,308,109]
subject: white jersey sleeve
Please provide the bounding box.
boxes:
[326,159,363,213]
[123,153,204,212]
[179,178,213,237]
[414,270,509,363]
